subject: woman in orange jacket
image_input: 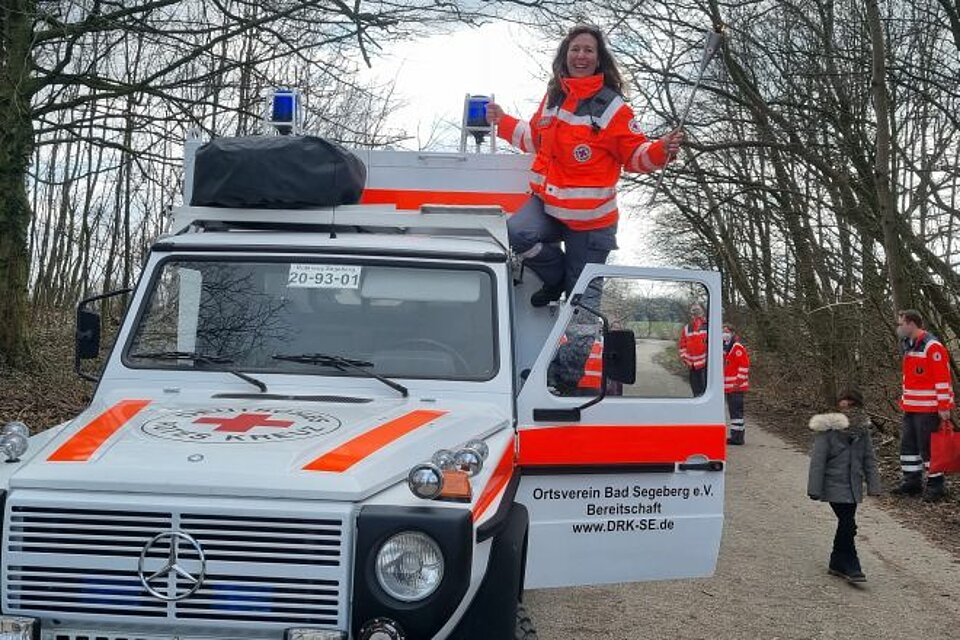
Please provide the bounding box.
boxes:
[486,24,684,306]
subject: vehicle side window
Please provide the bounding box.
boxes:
[547,277,709,399]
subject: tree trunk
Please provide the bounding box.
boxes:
[865,0,911,313]
[0,0,36,365]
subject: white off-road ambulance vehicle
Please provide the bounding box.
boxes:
[0,95,726,640]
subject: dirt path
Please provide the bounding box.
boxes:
[624,338,690,398]
[525,423,960,639]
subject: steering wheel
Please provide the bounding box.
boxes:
[391,338,472,374]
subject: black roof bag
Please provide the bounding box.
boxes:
[190,135,367,209]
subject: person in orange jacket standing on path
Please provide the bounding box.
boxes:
[723,323,750,445]
[486,23,684,307]
[678,303,709,396]
[893,309,954,502]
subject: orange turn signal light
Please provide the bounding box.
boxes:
[438,469,472,502]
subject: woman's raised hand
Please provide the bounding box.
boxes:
[661,128,685,157]
[485,102,505,125]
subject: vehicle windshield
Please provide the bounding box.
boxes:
[126,259,498,381]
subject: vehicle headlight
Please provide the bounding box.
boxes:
[1,423,28,439]
[463,439,489,461]
[453,448,483,477]
[375,531,444,602]
[407,463,444,500]
[431,449,456,470]
[0,433,28,463]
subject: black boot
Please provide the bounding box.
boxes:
[891,477,923,496]
[923,477,947,503]
[530,283,564,307]
[828,551,848,578]
[845,553,866,583]
[829,551,866,583]
[726,430,745,446]
[830,567,867,583]
[828,551,844,574]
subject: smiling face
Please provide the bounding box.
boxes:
[566,32,599,77]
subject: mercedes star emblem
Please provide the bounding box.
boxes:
[138,531,207,601]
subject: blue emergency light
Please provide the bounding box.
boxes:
[80,577,149,607]
[212,582,274,613]
[268,89,300,135]
[466,95,491,129]
[460,93,496,153]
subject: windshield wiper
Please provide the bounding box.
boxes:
[272,353,408,398]
[130,350,268,393]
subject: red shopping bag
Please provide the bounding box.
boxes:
[930,420,960,475]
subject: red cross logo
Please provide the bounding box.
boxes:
[193,413,294,433]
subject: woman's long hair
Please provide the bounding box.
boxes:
[546,24,624,107]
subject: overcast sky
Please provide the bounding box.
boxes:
[359,22,547,151]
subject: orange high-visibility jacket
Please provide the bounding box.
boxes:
[578,339,604,390]
[678,318,708,371]
[497,74,669,231]
[900,331,954,413]
[723,338,750,393]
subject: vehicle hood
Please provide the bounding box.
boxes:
[12,392,510,501]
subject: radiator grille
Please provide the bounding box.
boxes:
[7,507,173,558]
[6,567,166,617]
[3,495,350,630]
[178,513,343,566]
[174,574,340,625]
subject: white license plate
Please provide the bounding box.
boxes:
[287,264,362,289]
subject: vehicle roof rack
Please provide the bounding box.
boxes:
[168,204,510,250]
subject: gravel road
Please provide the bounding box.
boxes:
[525,423,960,639]
[623,338,690,398]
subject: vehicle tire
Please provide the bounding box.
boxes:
[515,603,538,640]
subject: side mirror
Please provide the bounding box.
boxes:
[603,329,636,385]
[74,287,132,382]
[76,309,102,360]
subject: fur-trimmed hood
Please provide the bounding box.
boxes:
[807,410,882,503]
[809,412,850,432]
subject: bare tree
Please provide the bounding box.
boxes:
[0,0,502,365]
[521,0,960,404]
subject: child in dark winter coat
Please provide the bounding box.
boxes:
[807,388,882,583]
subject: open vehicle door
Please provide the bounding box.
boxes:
[516,265,725,588]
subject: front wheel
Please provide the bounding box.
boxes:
[515,603,538,640]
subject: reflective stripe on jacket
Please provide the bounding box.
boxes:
[497,74,668,231]
[723,338,750,393]
[679,318,708,371]
[900,331,954,412]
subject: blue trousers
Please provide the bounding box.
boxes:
[507,196,617,294]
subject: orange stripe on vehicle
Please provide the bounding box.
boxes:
[47,399,152,462]
[360,189,528,213]
[518,425,727,467]
[472,439,516,522]
[303,409,448,473]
